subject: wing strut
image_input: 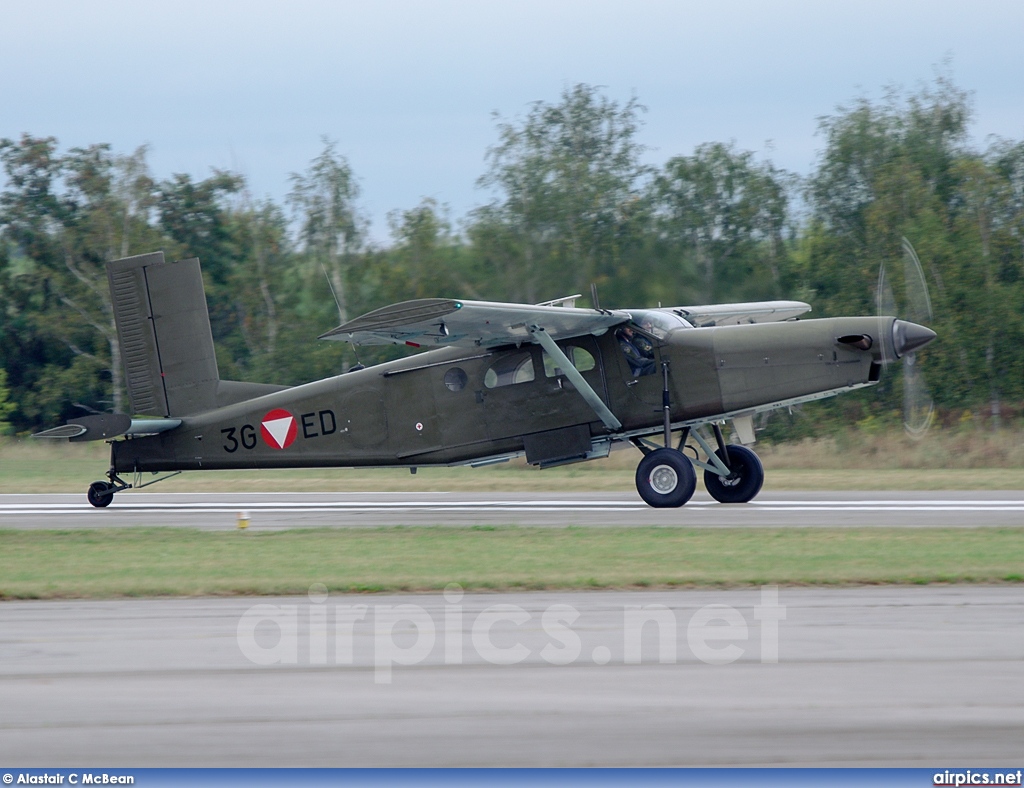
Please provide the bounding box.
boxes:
[529,325,622,432]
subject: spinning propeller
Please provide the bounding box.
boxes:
[876,237,937,436]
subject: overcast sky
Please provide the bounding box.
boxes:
[2,0,1022,242]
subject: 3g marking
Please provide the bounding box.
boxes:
[221,409,337,453]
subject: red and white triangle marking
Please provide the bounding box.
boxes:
[260,409,297,449]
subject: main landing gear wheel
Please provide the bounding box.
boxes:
[635,448,697,508]
[703,444,764,504]
[87,480,115,508]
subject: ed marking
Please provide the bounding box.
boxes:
[301,410,337,439]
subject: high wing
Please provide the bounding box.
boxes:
[319,298,631,348]
[671,300,811,327]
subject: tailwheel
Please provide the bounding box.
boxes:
[703,444,764,504]
[87,480,115,508]
[635,448,697,508]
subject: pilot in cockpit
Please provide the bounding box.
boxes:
[617,324,656,377]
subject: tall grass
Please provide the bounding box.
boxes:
[756,428,1024,470]
[1,427,1021,493]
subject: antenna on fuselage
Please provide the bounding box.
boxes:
[321,261,361,371]
[320,261,344,320]
[590,282,601,311]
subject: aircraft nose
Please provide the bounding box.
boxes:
[893,320,936,357]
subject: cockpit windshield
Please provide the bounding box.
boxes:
[627,309,692,340]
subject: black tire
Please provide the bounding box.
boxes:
[87,481,115,508]
[703,444,764,503]
[635,448,697,508]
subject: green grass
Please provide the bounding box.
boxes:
[2,526,1023,599]
[3,438,1024,492]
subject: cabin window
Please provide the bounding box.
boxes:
[543,346,596,377]
[444,367,468,392]
[484,352,536,388]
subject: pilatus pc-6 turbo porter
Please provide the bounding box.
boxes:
[35,250,936,508]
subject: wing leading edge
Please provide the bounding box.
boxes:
[672,300,811,327]
[319,298,631,348]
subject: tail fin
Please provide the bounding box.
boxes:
[108,252,219,417]
[108,252,284,417]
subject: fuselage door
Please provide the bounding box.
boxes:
[384,367,444,459]
[428,359,489,450]
[480,339,608,442]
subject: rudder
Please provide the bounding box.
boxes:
[108,252,220,417]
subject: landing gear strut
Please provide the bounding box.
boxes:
[629,364,764,507]
[631,424,766,508]
[633,361,698,508]
[87,470,131,508]
[86,463,182,507]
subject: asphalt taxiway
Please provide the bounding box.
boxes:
[2,587,1023,766]
[2,490,1023,528]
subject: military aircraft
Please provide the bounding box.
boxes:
[35,250,935,508]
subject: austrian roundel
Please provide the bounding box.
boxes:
[260,409,298,450]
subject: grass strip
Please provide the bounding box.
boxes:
[2,526,1023,599]
[3,439,1024,492]
[3,461,1024,493]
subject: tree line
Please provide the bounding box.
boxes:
[1,76,1022,436]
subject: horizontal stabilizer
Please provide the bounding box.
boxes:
[33,415,181,442]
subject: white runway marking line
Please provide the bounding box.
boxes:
[1,498,1023,515]
[0,500,648,514]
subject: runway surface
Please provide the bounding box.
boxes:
[2,490,1023,528]
[2,587,1023,766]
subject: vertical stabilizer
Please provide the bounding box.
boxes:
[108,252,220,417]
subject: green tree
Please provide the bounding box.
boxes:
[798,70,1024,420]
[0,367,15,433]
[474,84,650,304]
[288,139,365,326]
[654,142,792,303]
[222,198,290,377]
[157,170,243,282]
[157,169,245,357]
[383,198,478,300]
[0,136,162,419]
[808,73,971,246]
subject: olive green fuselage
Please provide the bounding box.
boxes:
[111,316,887,474]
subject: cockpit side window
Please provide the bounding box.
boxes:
[543,346,596,378]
